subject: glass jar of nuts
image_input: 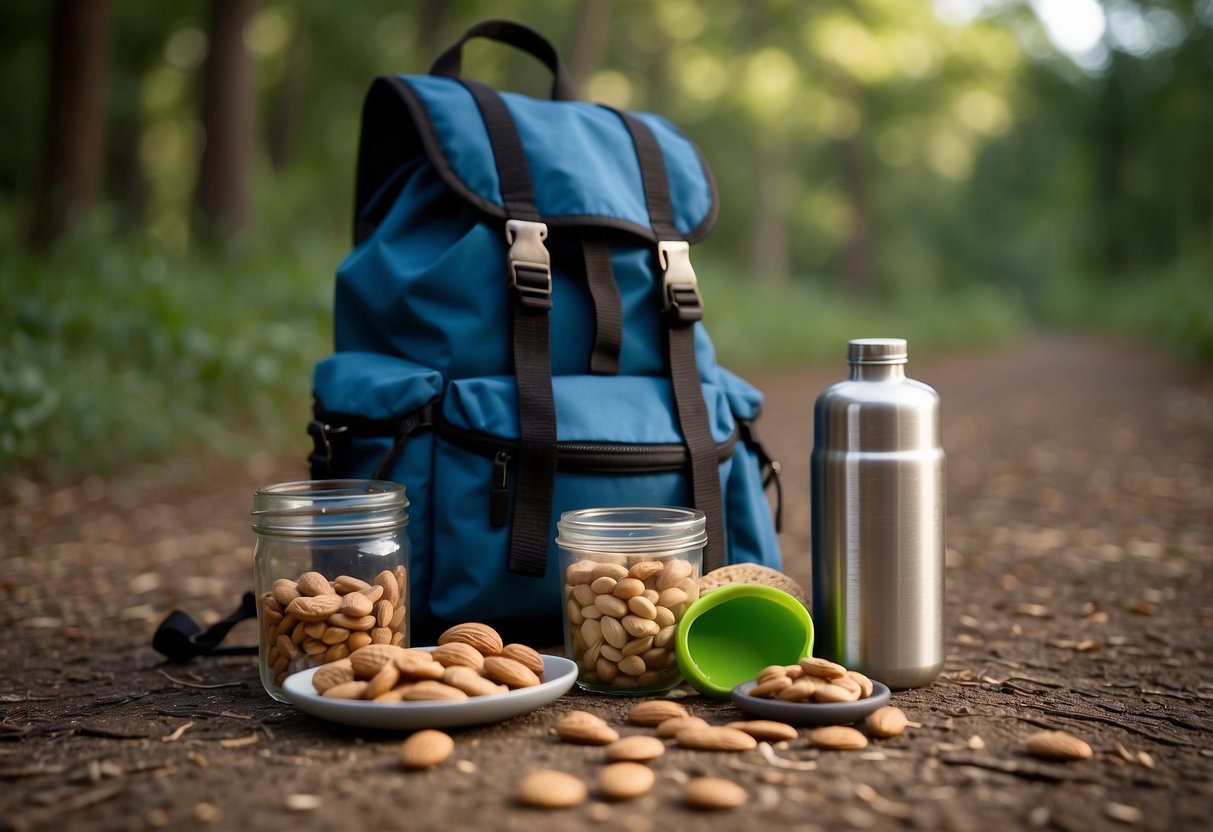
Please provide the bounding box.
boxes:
[252,480,409,702]
[556,507,704,695]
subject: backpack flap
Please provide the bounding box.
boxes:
[354,75,719,244]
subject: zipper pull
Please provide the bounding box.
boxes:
[490,449,510,527]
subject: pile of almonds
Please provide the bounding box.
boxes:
[749,657,875,703]
[532,701,756,809]
[260,567,406,689]
[522,697,914,810]
[564,557,699,692]
[314,623,545,702]
[395,691,915,812]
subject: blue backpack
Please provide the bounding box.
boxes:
[309,21,782,643]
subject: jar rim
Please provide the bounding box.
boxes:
[251,479,408,536]
[556,506,707,554]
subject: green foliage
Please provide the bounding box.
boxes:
[1041,260,1213,367]
[699,269,1025,374]
[0,216,335,478]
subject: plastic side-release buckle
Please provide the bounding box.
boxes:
[505,219,552,311]
[658,240,703,324]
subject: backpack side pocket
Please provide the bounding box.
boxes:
[716,366,782,570]
[310,352,444,621]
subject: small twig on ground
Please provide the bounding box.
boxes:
[218,734,260,748]
[939,754,1108,785]
[163,721,194,742]
[0,692,57,702]
[0,718,35,739]
[14,783,125,828]
[156,669,243,689]
[78,725,156,740]
[1005,676,1064,689]
[758,742,818,770]
[91,692,149,707]
[1019,703,1198,747]
[0,763,69,780]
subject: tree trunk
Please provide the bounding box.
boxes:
[837,134,874,295]
[197,0,258,237]
[748,142,790,282]
[568,0,613,94]
[1094,49,1127,277]
[28,0,113,247]
[268,28,310,171]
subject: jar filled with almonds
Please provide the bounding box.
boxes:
[252,480,409,702]
[556,507,704,695]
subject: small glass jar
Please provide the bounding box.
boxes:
[556,506,705,695]
[252,480,409,702]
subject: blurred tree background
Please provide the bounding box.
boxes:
[0,0,1209,479]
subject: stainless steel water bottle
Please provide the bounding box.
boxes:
[811,338,944,689]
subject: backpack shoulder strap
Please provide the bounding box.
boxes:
[459,79,557,579]
[610,108,727,571]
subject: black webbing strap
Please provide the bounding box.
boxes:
[664,296,727,571]
[152,592,257,663]
[613,111,679,240]
[464,79,556,577]
[430,20,577,102]
[613,109,727,570]
[581,235,622,374]
[462,80,542,221]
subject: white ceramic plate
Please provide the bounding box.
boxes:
[731,679,891,726]
[282,652,577,730]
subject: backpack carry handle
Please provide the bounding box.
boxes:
[430,19,577,101]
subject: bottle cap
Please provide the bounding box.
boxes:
[674,584,814,698]
[848,338,908,365]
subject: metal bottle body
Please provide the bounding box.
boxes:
[810,340,944,689]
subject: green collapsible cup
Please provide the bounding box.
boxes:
[674,583,814,698]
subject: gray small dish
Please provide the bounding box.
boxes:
[731,679,891,726]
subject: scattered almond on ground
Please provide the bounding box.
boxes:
[655,715,710,738]
[675,725,758,752]
[1025,730,1093,761]
[808,725,869,750]
[605,735,666,763]
[554,710,619,745]
[626,699,688,726]
[865,706,908,738]
[598,762,656,801]
[399,729,454,770]
[725,720,798,743]
[516,769,587,809]
[682,777,747,810]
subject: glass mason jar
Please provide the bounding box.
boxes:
[252,480,409,702]
[556,507,705,695]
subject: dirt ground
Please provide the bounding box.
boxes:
[2,333,1211,832]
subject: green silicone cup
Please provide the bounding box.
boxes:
[674,583,814,698]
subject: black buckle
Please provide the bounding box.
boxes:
[666,284,703,323]
[511,264,553,311]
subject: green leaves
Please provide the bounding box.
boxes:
[0,221,332,479]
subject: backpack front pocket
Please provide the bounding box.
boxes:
[428,374,738,629]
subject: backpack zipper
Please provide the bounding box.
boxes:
[441,422,738,528]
